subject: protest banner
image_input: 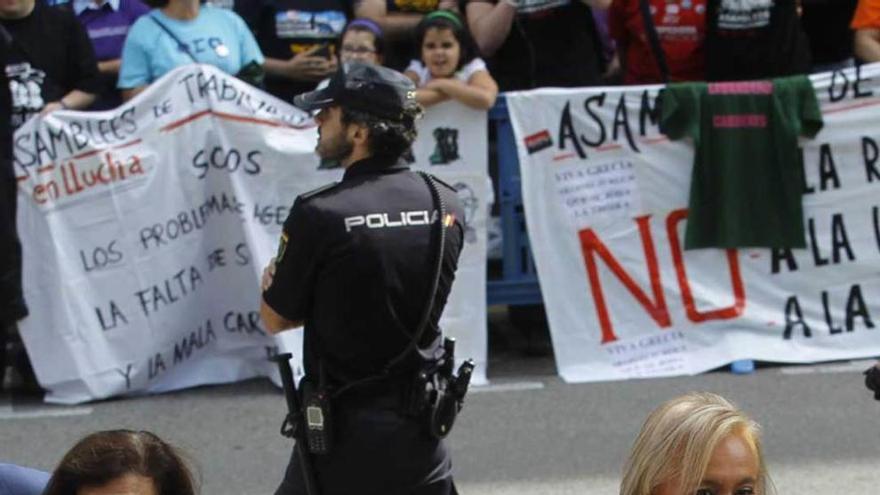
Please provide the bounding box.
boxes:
[507,65,880,382]
[14,65,488,404]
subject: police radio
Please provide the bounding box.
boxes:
[302,380,333,455]
[428,337,475,439]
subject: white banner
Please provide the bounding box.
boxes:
[14,65,488,404]
[508,65,880,382]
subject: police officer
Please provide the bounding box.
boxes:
[260,62,465,495]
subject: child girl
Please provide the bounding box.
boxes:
[338,18,385,66]
[404,10,498,110]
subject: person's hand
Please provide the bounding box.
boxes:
[40,101,65,115]
[865,363,880,401]
[261,257,276,292]
[286,46,337,81]
[424,77,464,94]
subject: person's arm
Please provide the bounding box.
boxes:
[41,89,96,114]
[98,59,122,75]
[466,1,517,58]
[261,300,302,334]
[117,19,152,101]
[355,0,423,40]
[121,86,147,102]
[260,259,302,334]
[264,46,337,82]
[607,0,627,81]
[62,8,101,108]
[425,70,498,109]
[415,87,451,107]
[262,200,321,334]
[403,69,421,85]
[855,28,880,63]
[232,10,266,72]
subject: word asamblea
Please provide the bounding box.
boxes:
[557,90,660,159]
[14,107,139,170]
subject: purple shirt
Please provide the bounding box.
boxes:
[75,0,150,61]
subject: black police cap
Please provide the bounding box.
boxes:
[293,62,417,121]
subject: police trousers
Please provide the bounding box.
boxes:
[274,392,458,495]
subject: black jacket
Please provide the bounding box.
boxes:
[0,25,28,325]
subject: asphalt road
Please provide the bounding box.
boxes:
[2,354,878,495]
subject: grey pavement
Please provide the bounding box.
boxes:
[1,310,879,494]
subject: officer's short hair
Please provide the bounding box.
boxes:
[340,105,421,162]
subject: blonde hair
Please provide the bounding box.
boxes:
[619,392,773,495]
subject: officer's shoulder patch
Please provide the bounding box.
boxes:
[298,181,340,202]
[276,231,288,263]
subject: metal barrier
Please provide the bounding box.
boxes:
[487,96,542,307]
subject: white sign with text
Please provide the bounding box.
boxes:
[508,65,880,382]
[14,65,488,404]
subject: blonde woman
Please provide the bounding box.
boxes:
[620,392,773,495]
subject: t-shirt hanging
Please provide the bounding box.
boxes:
[659,76,823,249]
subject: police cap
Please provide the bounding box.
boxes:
[293,62,417,121]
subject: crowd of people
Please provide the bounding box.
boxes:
[2,0,871,132]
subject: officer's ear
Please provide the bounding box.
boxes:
[349,121,369,147]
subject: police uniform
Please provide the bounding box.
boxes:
[263,63,466,495]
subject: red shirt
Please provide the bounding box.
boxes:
[610,0,707,84]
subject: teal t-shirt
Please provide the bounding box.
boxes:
[118,5,264,88]
[660,75,824,249]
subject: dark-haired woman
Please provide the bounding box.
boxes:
[42,430,197,495]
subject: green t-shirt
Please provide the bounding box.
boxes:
[660,76,823,249]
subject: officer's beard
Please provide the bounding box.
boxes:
[317,132,354,163]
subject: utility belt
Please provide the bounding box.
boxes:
[296,337,475,456]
